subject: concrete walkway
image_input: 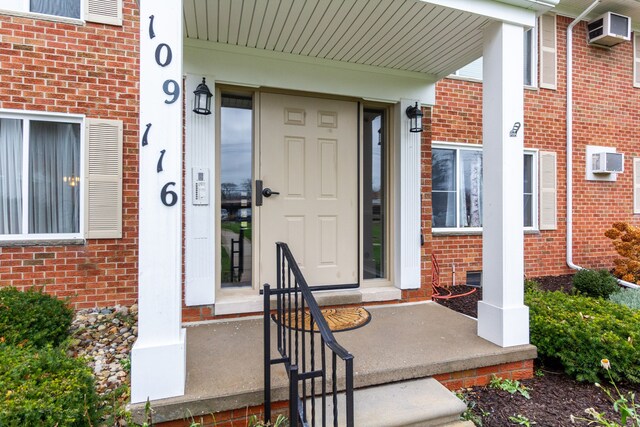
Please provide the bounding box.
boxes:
[131,302,536,422]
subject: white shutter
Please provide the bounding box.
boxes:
[634,158,640,214]
[85,118,123,239]
[634,33,640,88]
[539,151,557,230]
[539,13,557,90]
[84,0,122,26]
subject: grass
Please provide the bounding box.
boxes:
[221,221,252,241]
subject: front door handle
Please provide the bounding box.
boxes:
[262,188,280,198]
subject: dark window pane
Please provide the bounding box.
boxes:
[433,192,456,228]
[220,95,253,288]
[363,110,385,279]
[524,195,533,227]
[31,0,80,19]
[523,154,533,193]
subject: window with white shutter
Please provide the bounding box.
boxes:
[634,158,640,214]
[84,0,122,26]
[539,151,557,230]
[539,13,557,90]
[84,118,123,239]
[634,33,640,88]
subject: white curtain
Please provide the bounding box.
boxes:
[0,119,23,234]
[29,121,80,234]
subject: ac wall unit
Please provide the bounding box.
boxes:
[587,12,631,47]
[592,152,624,174]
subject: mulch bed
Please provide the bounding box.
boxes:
[436,274,636,426]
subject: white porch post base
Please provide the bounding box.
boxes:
[130,329,186,403]
[478,302,529,347]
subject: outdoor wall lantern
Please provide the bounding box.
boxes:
[193,78,213,115]
[406,102,423,133]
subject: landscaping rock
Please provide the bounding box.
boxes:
[68,306,137,395]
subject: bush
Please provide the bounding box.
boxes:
[0,287,73,348]
[572,269,619,299]
[609,287,640,310]
[526,290,640,384]
[605,222,640,284]
[0,344,99,426]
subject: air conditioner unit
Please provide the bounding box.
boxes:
[592,152,624,174]
[587,12,631,47]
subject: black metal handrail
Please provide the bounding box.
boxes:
[264,242,354,427]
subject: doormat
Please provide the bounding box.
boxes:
[274,307,371,333]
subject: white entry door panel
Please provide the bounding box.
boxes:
[259,93,358,287]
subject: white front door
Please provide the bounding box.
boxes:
[259,93,358,287]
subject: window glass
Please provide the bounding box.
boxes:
[0,117,81,237]
[432,148,457,228]
[432,146,536,230]
[220,95,253,288]
[459,150,482,227]
[523,153,533,227]
[30,0,80,19]
[28,121,81,234]
[363,110,386,279]
[0,118,23,235]
[524,28,534,86]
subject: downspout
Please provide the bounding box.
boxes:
[566,1,640,288]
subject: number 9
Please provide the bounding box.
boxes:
[163,79,180,104]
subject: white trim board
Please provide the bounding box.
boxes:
[184,41,436,105]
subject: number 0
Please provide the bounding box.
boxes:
[161,182,178,206]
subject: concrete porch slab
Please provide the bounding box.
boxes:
[131,302,536,423]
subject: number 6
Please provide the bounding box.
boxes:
[161,182,178,206]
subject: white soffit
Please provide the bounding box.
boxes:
[555,0,640,31]
[182,0,502,78]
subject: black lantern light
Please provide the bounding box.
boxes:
[193,78,213,115]
[405,102,423,133]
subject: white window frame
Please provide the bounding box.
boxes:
[0,110,85,242]
[432,142,538,234]
[0,0,84,23]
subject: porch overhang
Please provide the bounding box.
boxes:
[182,0,549,103]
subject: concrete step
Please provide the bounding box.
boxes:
[309,377,467,427]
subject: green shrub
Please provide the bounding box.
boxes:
[0,344,99,426]
[609,288,640,310]
[572,269,619,299]
[526,290,640,384]
[524,279,540,293]
[0,287,73,348]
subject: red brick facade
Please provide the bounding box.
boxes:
[428,15,640,287]
[0,2,140,309]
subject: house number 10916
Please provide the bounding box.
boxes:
[144,14,180,208]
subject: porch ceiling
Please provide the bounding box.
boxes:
[556,0,640,31]
[182,0,492,78]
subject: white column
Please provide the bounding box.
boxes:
[478,21,529,347]
[394,99,422,290]
[131,2,186,403]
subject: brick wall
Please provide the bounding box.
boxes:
[0,2,140,309]
[429,16,640,286]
